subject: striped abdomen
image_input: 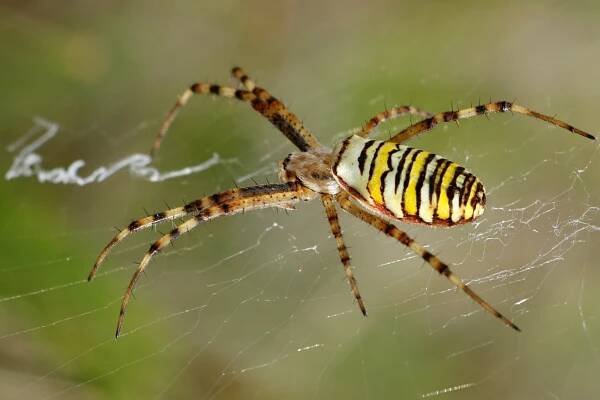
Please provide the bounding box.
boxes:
[332,135,485,226]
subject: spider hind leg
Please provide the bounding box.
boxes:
[322,193,367,316]
[337,193,520,331]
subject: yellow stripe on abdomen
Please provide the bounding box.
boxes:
[367,142,398,205]
[403,151,431,215]
[436,162,458,220]
[463,177,479,220]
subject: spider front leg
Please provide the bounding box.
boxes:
[359,105,434,138]
[231,66,323,151]
[321,194,367,316]
[151,82,257,156]
[389,101,595,144]
[88,186,287,280]
[337,193,520,332]
[88,204,190,281]
[231,66,257,92]
[152,67,321,156]
[115,182,316,337]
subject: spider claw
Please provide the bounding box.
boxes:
[359,302,368,317]
[583,132,596,140]
[86,268,96,282]
[115,312,125,338]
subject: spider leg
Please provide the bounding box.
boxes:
[115,182,316,337]
[88,184,314,281]
[321,194,367,316]
[232,66,286,104]
[89,205,189,281]
[389,101,595,144]
[231,66,256,91]
[232,66,322,152]
[231,66,274,103]
[231,66,277,104]
[337,193,520,332]
[151,83,258,155]
[359,105,434,138]
[152,69,321,156]
[89,187,255,280]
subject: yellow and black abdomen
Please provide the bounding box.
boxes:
[332,135,485,226]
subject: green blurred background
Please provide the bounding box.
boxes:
[1,1,599,399]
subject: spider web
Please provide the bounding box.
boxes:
[1,87,599,400]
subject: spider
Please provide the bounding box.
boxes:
[88,66,595,338]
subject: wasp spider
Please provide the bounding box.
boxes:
[88,67,595,337]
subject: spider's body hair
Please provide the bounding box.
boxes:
[332,135,485,226]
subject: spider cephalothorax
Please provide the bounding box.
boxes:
[279,147,340,195]
[88,66,594,337]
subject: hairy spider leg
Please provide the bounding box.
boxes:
[321,193,367,316]
[231,66,321,151]
[231,66,276,103]
[152,68,321,155]
[231,66,256,92]
[337,193,520,332]
[359,105,434,138]
[390,101,595,144]
[151,83,255,155]
[116,182,316,337]
[89,185,310,281]
[89,205,188,281]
